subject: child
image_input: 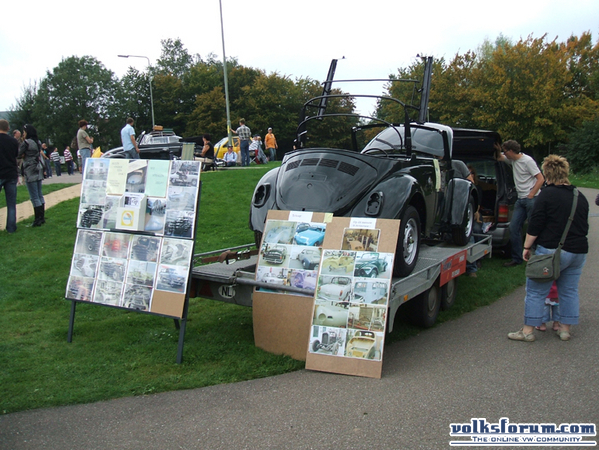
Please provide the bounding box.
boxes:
[535,281,559,331]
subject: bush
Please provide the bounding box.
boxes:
[565,117,599,174]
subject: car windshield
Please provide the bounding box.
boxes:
[362,125,448,158]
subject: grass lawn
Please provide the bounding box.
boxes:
[2,162,592,415]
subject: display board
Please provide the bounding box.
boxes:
[252,210,400,379]
[65,159,201,319]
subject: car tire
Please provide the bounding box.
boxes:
[408,280,440,328]
[312,340,321,352]
[369,268,378,278]
[393,206,420,278]
[452,196,475,246]
[440,277,458,311]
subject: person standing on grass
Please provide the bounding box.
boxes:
[64,146,74,175]
[233,119,251,167]
[495,140,544,267]
[18,124,46,227]
[0,119,19,233]
[77,119,94,174]
[265,127,278,161]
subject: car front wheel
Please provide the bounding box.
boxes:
[393,206,420,278]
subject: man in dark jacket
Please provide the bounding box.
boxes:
[0,119,19,233]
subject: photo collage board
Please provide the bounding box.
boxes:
[256,212,399,377]
[65,159,201,319]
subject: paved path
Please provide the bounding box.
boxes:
[1,188,598,449]
[0,174,82,230]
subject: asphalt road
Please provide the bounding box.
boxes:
[1,188,598,450]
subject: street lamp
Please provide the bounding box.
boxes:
[118,54,155,128]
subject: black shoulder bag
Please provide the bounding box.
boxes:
[525,188,578,282]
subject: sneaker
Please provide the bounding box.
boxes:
[508,328,535,342]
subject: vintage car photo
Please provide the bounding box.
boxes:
[345,330,382,360]
[321,250,355,275]
[262,221,295,245]
[313,300,349,328]
[347,304,386,332]
[293,222,326,246]
[353,252,392,279]
[250,58,478,278]
[289,270,317,291]
[260,244,288,266]
[310,326,346,356]
[294,247,321,270]
[352,280,389,305]
[316,275,352,303]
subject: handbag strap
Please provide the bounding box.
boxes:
[557,188,579,251]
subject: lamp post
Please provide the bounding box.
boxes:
[118,54,155,128]
[219,0,232,144]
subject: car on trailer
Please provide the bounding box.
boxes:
[249,58,478,278]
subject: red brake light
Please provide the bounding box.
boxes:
[497,203,509,223]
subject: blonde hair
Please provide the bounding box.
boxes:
[542,154,570,185]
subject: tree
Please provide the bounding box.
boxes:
[564,116,599,173]
[155,38,199,79]
[8,82,38,132]
[33,56,121,150]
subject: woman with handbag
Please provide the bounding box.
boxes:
[18,124,46,227]
[508,155,589,342]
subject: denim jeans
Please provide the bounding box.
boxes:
[26,180,45,208]
[53,161,62,176]
[240,140,250,166]
[80,148,91,174]
[524,246,587,326]
[466,220,483,273]
[66,160,74,175]
[268,147,276,161]
[509,197,536,263]
[123,149,139,159]
[0,177,17,232]
[45,158,52,177]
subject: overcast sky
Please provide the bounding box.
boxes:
[1,0,598,118]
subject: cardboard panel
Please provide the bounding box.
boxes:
[150,291,186,318]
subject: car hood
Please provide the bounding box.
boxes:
[274,149,397,215]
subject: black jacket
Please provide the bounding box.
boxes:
[528,184,589,254]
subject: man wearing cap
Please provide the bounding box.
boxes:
[121,117,140,159]
[233,119,251,167]
[265,127,278,162]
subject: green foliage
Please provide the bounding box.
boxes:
[33,56,122,150]
[564,116,599,173]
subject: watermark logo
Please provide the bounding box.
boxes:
[450,418,597,446]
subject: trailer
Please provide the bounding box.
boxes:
[190,235,491,331]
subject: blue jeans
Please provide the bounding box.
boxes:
[543,303,560,323]
[240,140,250,166]
[123,149,139,159]
[0,178,17,233]
[524,246,587,326]
[53,161,62,176]
[268,147,276,161]
[45,158,52,177]
[466,221,483,274]
[509,197,536,263]
[80,148,91,174]
[26,180,45,208]
[66,160,74,175]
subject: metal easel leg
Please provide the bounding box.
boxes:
[67,301,77,343]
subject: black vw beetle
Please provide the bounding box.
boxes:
[250,59,478,277]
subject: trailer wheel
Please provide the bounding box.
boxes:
[440,277,458,311]
[408,280,440,328]
[452,196,475,246]
[393,206,420,277]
